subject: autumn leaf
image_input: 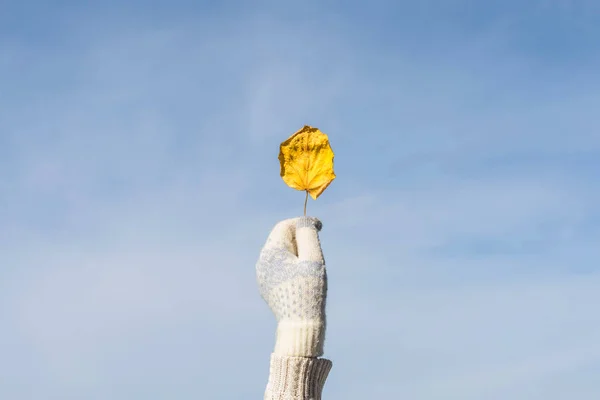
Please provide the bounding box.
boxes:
[279,126,336,214]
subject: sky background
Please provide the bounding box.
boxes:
[1,0,600,399]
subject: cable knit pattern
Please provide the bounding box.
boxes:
[256,217,328,357]
[264,354,332,400]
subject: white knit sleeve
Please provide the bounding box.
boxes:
[264,354,332,400]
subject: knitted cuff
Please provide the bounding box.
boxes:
[275,320,325,357]
[265,354,332,400]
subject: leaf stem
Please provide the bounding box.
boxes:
[304,190,308,216]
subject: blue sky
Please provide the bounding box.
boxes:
[1,1,599,399]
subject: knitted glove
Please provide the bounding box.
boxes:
[256,217,328,358]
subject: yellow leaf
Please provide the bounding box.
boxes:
[279,125,336,200]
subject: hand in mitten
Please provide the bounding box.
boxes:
[256,217,327,358]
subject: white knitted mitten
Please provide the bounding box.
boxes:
[256,217,327,358]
